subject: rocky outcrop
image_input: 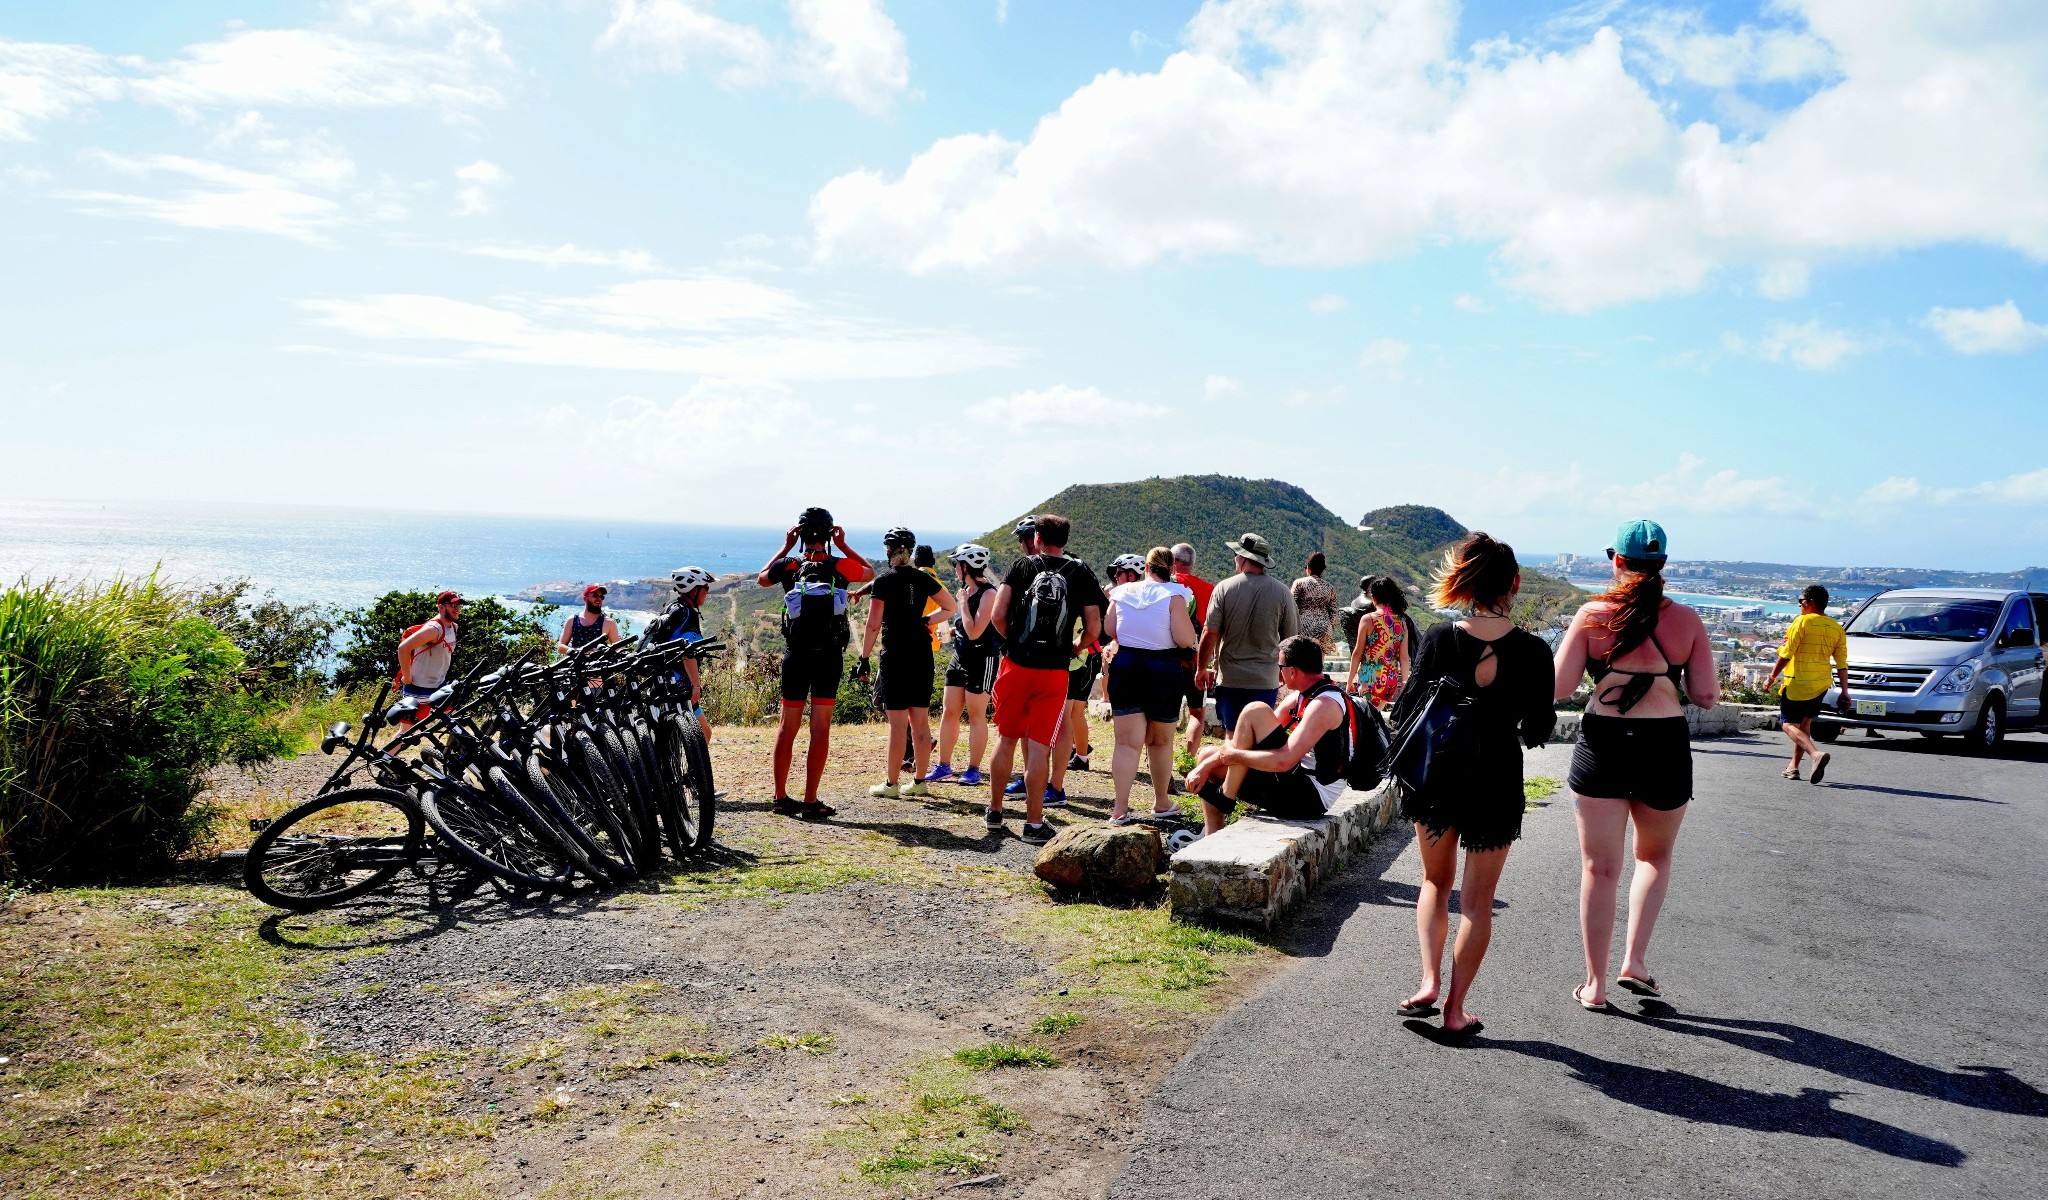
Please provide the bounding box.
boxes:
[1033,825,1166,897]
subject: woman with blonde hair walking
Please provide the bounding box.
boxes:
[1551,520,1717,1010]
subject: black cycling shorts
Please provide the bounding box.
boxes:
[1067,651,1102,702]
[1569,714,1692,811]
[780,648,844,703]
[1200,728,1329,820]
[946,647,1000,696]
[1107,646,1185,725]
[877,647,935,711]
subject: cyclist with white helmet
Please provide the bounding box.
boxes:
[932,543,1002,786]
[857,526,956,799]
[645,565,717,739]
[1103,549,1196,822]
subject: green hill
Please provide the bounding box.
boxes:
[972,474,1576,621]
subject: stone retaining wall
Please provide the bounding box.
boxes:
[1167,783,1399,929]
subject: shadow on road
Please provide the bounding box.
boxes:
[1472,1034,1967,1167]
[1822,782,2004,804]
[1636,1003,2048,1117]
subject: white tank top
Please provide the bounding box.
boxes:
[408,617,457,688]
[1110,579,1193,651]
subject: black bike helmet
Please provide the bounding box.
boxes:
[883,526,917,552]
[798,507,834,540]
[1012,517,1038,542]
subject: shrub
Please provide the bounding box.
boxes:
[331,591,558,692]
[191,580,338,699]
[0,577,290,881]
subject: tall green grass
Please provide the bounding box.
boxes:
[0,577,289,882]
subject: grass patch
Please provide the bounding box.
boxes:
[646,833,943,909]
[758,1031,836,1055]
[953,1041,1059,1070]
[0,886,491,1199]
[1032,900,1267,1009]
[825,1060,1021,1186]
[505,1037,567,1069]
[1524,775,1561,809]
[826,1092,874,1108]
[1031,1011,1086,1036]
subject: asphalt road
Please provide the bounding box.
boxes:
[1112,730,2048,1200]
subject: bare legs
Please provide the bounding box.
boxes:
[989,735,1051,825]
[1144,721,1176,814]
[1110,712,1147,820]
[1408,825,1512,1033]
[881,707,933,785]
[1781,717,1819,773]
[772,699,835,802]
[937,685,990,773]
[1188,703,1278,835]
[1575,793,1687,1005]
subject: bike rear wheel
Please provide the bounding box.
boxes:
[420,778,584,893]
[244,786,424,911]
[674,713,717,851]
[520,755,635,882]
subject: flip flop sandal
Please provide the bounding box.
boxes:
[1441,1020,1484,1040]
[1395,999,1440,1018]
[1573,985,1611,1011]
[798,800,837,821]
[1616,975,1661,998]
[1808,752,1831,785]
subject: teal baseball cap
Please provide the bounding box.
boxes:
[1609,519,1669,563]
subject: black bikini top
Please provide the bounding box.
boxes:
[1586,630,1685,714]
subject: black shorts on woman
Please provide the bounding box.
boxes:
[1393,624,1555,852]
[1107,645,1185,725]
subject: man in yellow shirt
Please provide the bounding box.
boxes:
[1765,585,1852,784]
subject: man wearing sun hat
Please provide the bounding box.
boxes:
[1196,532,1299,735]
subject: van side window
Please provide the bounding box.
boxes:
[2003,599,2035,643]
[2034,595,2048,632]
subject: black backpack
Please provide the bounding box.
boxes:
[1010,556,1073,655]
[781,558,850,652]
[1338,596,1372,645]
[1287,678,1393,793]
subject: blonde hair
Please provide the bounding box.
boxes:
[1145,546,1174,580]
[1431,532,1520,611]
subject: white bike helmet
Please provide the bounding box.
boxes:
[949,543,992,569]
[1164,828,1201,855]
[1110,553,1146,578]
[671,566,716,592]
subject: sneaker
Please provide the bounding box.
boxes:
[1068,753,1091,772]
[868,782,901,799]
[1020,821,1055,844]
[984,807,1006,830]
[903,781,931,798]
[1041,787,1067,807]
[1808,751,1831,786]
[1004,775,1026,796]
[924,763,956,784]
[960,767,984,787]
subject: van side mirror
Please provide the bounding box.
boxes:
[2004,627,2036,648]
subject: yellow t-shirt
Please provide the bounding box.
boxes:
[1778,612,1848,701]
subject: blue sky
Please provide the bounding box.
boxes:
[2,0,2044,569]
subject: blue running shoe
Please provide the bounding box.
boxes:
[924,763,956,784]
[1041,787,1067,807]
[1004,775,1026,796]
[960,767,984,786]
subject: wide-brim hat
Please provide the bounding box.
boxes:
[1225,532,1274,568]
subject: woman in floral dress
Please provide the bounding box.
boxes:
[1291,552,1340,654]
[1346,576,1412,708]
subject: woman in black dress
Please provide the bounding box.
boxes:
[1391,533,1556,1036]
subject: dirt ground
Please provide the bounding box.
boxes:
[6,718,1288,1200]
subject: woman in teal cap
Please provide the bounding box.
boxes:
[1551,519,1719,1010]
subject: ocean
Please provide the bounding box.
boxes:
[1566,577,1803,617]
[0,499,977,612]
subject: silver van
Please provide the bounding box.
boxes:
[1814,588,2047,750]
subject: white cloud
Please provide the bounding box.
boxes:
[1625,7,1836,89]
[969,384,1167,433]
[1452,292,1491,313]
[1724,318,1866,370]
[1202,373,1245,402]
[811,0,2048,309]
[0,39,122,142]
[1755,260,1810,300]
[64,151,359,241]
[453,158,505,215]
[1358,337,1411,377]
[1470,452,1806,518]
[1308,293,1348,314]
[600,0,909,113]
[1923,301,2048,355]
[300,276,1020,379]
[1281,384,1348,407]
[1862,468,2048,506]
[464,242,659,272]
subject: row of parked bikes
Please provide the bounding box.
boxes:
[242,638,722,911]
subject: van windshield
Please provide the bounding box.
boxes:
[1846,598,2003,641]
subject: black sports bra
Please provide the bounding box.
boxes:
[1587,630,1685,714]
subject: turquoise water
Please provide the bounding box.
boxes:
[1665,591,1803,616]
[0,499,974,609]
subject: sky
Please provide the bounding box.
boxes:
[1,0,2045,570]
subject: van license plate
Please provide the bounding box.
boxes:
[1855,700,1888,716]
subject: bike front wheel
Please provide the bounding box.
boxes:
[420,779,584,893]
[244,786,424,911]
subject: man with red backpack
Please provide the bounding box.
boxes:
[758,507,872,820]
[395,591,462,724]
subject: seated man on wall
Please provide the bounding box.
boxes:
[1185,634,1352,835]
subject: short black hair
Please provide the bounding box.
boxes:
[1279,634,1324,674]
[1035,514,1072,547]
[913,544,935,568]
[1801,584,1830,608]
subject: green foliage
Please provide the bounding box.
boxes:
[0,577,291,882]
[331,590,558,691]
[952,1041,1060,1070]
[696,651,784,726]
[1358,504,1468,554]
[1031,1011,1086,1036]
[191,579,339,699]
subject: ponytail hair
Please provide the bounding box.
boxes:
[1432,532,1520,612]
[1594,554,1666,656]
[1146,546,1175,581]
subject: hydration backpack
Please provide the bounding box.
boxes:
[1011,557,1072,656]
[781,558,850,652]
[1286,678,1393,793]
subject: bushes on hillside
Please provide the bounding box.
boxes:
[191,581,338,699]
[331,591,558,691]
[0,578,290,882]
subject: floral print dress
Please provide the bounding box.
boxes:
[1358,611,1408,707]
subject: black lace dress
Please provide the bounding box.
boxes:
[1390,623,1557,851]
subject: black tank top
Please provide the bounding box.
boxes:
[566,611,609,649]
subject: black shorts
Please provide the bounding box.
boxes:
[1107,646,1185,725]
[1181,652,1205,715]
[1778,693,1826,724]
[780,648,844,703]
[1200,728,1329,820]
[1067,652,1102,702]
[946,647,1000,695]
[878,647,935,711]
[1569,714,1692,811]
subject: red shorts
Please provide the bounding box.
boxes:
[993,660,1069,747]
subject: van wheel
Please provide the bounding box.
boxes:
[1965,697,2004,753]
[1812,722,1841,744]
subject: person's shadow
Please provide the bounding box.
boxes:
[1635,1003,2048,1117]
[1480,1036,1966,1166]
